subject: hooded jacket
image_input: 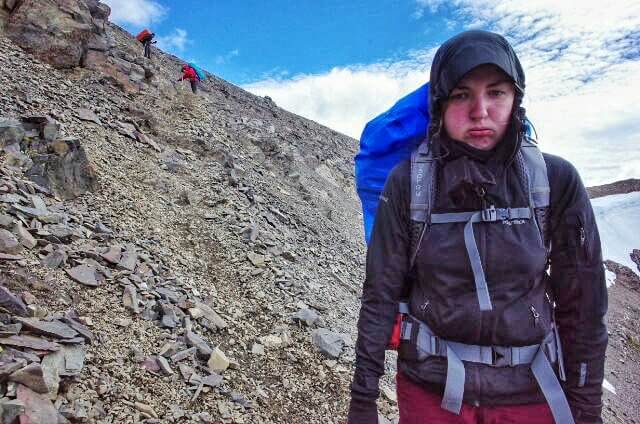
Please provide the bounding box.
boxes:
[349,31,607,423]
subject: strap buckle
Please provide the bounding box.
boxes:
[492,346,513,367]
[481,205,497,222]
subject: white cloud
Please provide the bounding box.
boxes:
[215,49,240,65]
[156,28,191,53]
[244,0,640,186]
[102,0,166,27]
[414,0,447,17]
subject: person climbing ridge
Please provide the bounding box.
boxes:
[136,29,156,59]
[178,63,206,94]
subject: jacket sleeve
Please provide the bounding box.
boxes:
[546,154,608,423]
[351,162,412,404]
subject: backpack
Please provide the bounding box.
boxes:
[355,83,430,244]
[188,63,206,81]
[356,83,540,246]
[136,29,153,43]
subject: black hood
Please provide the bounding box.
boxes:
[427,30,527,165]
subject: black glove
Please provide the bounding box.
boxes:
[347,398,378,424]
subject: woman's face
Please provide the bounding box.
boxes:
[443,64,515,150]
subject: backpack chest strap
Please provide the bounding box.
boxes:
[430,207,532,311]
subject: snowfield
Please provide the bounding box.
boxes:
[592,191,640,277]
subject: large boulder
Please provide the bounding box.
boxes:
[26,137,98,200]
[5,0,110,69]
[0,118,24,148]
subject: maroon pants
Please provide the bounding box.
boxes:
[396,373,554,424]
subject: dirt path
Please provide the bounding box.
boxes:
[603,272,640,423]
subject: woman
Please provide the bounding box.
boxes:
[179,64,200,94]
[348,31,607,424]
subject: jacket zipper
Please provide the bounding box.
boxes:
[577,216,589,262]
[530,305,540,327]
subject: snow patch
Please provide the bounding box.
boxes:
[605,269,617,288]
[591,192,640,277]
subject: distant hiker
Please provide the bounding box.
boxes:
[348,30,607,424]
[136,29,156,59]
[178,63,205,94]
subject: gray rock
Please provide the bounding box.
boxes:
[160,303,179,328]
[247,252,266,267]
[40,350,64,398]
[25,138,97,200]
[0,214,15,228]
[117,243,137,271]
[76,108,101,125]
[62,312,94,344]
[170,347,197,363]
[202,373,223,387]
[122,285,140,314]
[100,245,121,264]
[0,193,24,204]
[61,344,85,376]
[0,398,25,423]
[66,264,101,287]
[0,335,60,351]
[41,249,67,269]
[16,384,59,424]
[0,361,27,381]
[157,355,173,375]
[9,363,49,393]
[193,301,228,330]
[21,115,60,142]
[156,287,180,303]
[0,285,29,316]
[292,308,320,327]
[14,317,78,339]
[117,122,137,140]
[13,222,37,249]
[0,323,22,337]
[185,331,212,357]
[0,228,22,254]
[136,132,161,152]
[12,204,48,218]
[311,328,345,359]
[0,118,24,148]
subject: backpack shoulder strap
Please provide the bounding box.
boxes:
[409,141,436,268]
[518,137,551,251]
[520,137,550,209]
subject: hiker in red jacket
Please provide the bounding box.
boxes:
[179,64,199,94]
[136,29,156,59]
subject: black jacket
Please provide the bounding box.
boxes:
[349,31,607,424]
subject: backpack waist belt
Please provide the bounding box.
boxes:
[398,303,573,424]
[430,206,532,311]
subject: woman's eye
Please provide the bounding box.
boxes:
[449,92,468,101]
[489,90,506,97]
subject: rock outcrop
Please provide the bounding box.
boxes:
[2,0,110,69]
[0,116,97,199]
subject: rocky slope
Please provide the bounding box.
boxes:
[0,1,637,423]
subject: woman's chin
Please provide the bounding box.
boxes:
[460,137,499,151]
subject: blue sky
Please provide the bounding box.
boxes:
[103,0,640,186]
[104,0,462,83]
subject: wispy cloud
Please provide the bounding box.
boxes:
[215,49,240,65]
[245,0,640,185]
[414,0,447,18]
[156,28,191,54]
[102,0,166,27]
